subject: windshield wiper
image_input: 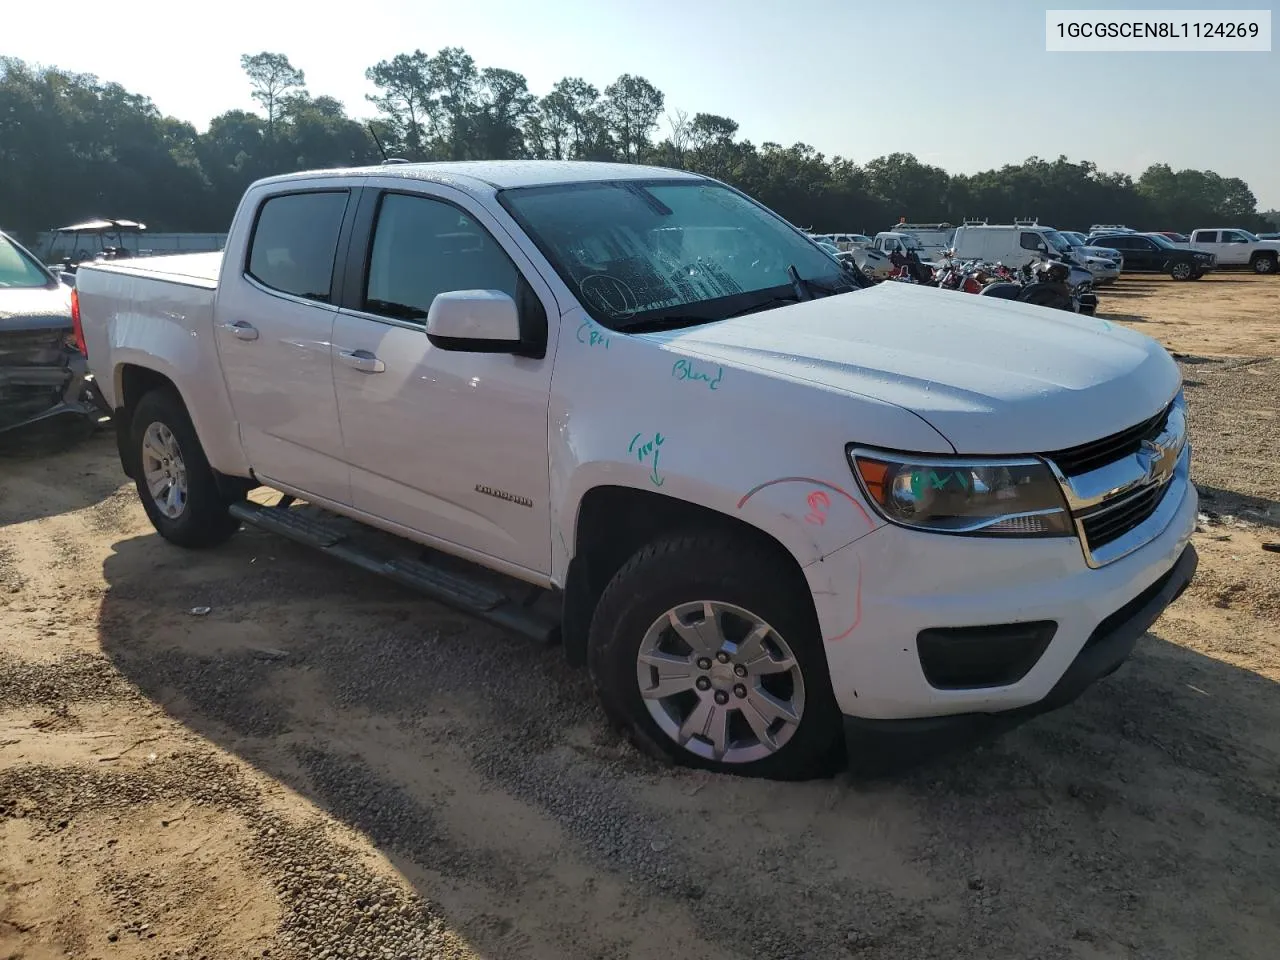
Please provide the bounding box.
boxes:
[723,294,803,319]
[614,313,719,334]
[787,264,813,301]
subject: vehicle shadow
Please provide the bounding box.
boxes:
[96,528,1280,959]
[0,424,126,527]
[1197,483,1280,526]
[1097,312,1149,323]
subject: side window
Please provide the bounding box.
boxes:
[364,193,519,323]
[246,191,349,302]
[1132,237,1155,250]
[1019,232,1043,251]
[1221,230,1246,243]
[1197,231,1219,243]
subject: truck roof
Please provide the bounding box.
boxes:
[252,160,706,195]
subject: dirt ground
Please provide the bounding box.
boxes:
[2,274,1278,960]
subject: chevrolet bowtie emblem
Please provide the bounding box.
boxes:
[1139,438,1178,484]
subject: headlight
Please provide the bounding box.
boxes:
[848,450,1073,536]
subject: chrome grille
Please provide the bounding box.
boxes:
[1079,482,1171,549]
[1043,394,1187,568]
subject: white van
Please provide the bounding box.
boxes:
[949,223,1082,267]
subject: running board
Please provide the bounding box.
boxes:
[228,501,559,644]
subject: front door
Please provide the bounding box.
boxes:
[1120,236,1156,271]
[330,185,558,576]
[213,187,354,505]
[1217,230,1252,265]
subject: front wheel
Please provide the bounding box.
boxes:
[130,388,240,548]
[587,534,842,780]
[1169,262,1194,280]
[1252,254,1277,275]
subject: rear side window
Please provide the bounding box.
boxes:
[363,192,519,323]
[1197,231,1218,243]
[246,191,349,302]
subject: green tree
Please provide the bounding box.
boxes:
[365,50,436,158]
[240,52,305,139]
[603,74,664,160]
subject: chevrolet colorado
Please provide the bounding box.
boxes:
[73,161,1198,779]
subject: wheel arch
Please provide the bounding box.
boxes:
[560,484,817,667]
[115,364,253,500]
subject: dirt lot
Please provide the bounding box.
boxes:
[2,274,1278,960]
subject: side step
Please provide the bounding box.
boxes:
[228,500,559,644]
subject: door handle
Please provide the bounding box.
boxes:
[338,349,386,374]
[220,320,259,341]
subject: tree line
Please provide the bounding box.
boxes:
[1,50,1275,247]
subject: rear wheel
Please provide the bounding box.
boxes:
[587,533,842,780]
[1169,262,1194,281]
[1251,253,1277,275]
[130,388,240,548]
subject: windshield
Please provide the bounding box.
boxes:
[1060,231,1085,248]
[1043,230,1073,254]
[498,180,861,330]
[1239,230,1260,242]
[1148,233,1177,249]
[0,234,53,289]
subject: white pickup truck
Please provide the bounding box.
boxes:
[73,161,1199,779]
[1185,228,1280,274]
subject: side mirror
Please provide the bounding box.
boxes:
[1036,242,1047,252]
[426,290,522,353]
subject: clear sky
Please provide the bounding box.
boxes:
[8,0,1280,206]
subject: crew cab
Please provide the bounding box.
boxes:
[1186,228,1280,274]
[74,161,1198,779]
[1091,232,1216,280]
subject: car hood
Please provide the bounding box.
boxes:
[1081,246,1121,260]
[0,285,72,331]
[646,281,1179,455]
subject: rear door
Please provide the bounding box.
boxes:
[213,183,357,505]
[329,182,559,575]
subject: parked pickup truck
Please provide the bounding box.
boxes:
[1185,228,1280,274]
[73,161,1199,779]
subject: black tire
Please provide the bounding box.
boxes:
[587,533,843,780]
[129,388,240,548]
[1251,253,1277,275]
[1169,261,1194,281]
[1189,270,1206,281]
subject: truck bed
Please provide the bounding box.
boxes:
[87,251,223,289]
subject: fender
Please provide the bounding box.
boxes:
[546,309,952,601]
[83,265,250,478]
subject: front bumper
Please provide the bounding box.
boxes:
[806,466,1197,721]
[0,348,94,435]
[841,542,1197,774]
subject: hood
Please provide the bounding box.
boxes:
[1081,245,1121,259]
[0,285,73,332]
[645,282,1179,455]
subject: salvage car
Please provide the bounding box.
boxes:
[0,230,104,439]
[75,161,1197,779]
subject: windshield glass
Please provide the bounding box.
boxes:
[498,180,859,329]
[1043,230,1073,254]
[1060,231,1085,247]
[1148,233,1176,249]
[0,234,52,289]
[1239,230,1260,242]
